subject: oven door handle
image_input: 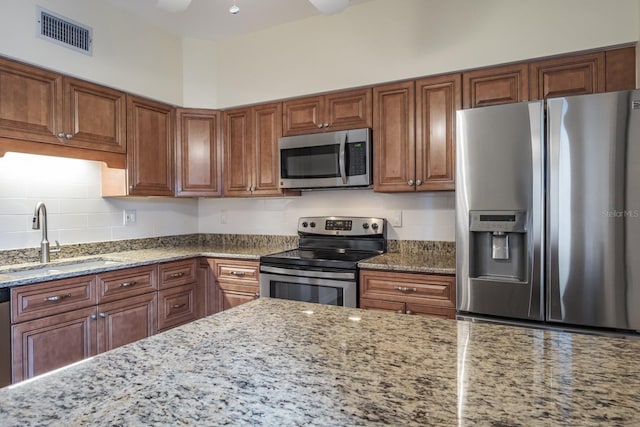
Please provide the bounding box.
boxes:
[260,265,355,280]
[338,131,347,185]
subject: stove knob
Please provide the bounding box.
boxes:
[372,223,379,230]
[310,222,316,228]
[362,223,370,229]
[302,222,309,228]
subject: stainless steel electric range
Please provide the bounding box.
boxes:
[259,216,387,308]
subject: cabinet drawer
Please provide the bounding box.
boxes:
[405,303,456,320]
[360,270,455,307]
[158,283,197,331]
[158,259,197,290]
[359,297,405,314]
[97,265,157,303]
[11,276,97,323]
[212,259,259,284]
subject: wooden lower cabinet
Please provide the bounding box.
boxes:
[157,283,197,332]
[11,306,97,383]
[97,292,157,353]
[359,269,456,319]
[209,258,260,312]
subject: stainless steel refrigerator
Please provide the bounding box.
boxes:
[456,90,640,332]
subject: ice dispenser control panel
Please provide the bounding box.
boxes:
[469,211,526,233]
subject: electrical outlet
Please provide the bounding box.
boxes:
[389,210,402,227]
[123,210,136,225]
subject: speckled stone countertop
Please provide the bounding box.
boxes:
[1,298,639,426]
[0,242,294,289]
[362,240,456,274]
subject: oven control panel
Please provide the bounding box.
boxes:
[298,216,385,236]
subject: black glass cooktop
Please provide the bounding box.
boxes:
[260,248,379,270]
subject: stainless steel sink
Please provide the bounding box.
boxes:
[0,258,124,279]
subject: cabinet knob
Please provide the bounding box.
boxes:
[317,124,323,128]
[323,123,329,128]
[415,179,422,186]
[56,132,65,138]
[408,179,414,186]
[406,310,414,315]
[91,314,97,320]
[65,133,73,139]
[254,292,260,298]
[396,310,403,314]
[99,312,107,318]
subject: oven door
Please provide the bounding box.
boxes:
[260,266,357,308]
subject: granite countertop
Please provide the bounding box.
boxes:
[1,298,639,426]
[0,243,291,289]
[360,252,456,275]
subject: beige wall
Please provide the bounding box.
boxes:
[191,0,639,108]
[0,0,184,105]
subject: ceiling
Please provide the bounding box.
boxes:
[106,0,371,41]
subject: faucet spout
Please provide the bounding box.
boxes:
[32,202,60,263]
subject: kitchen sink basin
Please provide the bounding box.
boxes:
[0,258,124,279]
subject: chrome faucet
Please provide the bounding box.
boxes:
[32,202,61,263]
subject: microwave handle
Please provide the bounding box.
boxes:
[339,132,347,184]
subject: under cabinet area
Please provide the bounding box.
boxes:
[359,269,456,319]
[209,259,260,311]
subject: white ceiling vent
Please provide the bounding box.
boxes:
[36,6,92,56]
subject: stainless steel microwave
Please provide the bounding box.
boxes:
[278,128,372,190]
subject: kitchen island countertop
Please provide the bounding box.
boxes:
[1,298,639,426]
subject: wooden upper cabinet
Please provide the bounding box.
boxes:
[282,88,372,136]
[63,78,126,152]
[415,74,461,191]
[252,103,283,196]
[126,95,175,196]
[529,51,605,100]
[463,63,529,108]
[175,108,222,197]
[224,108,253,196]
[373,81,416,192]
[605,46,636,92]
[224,102,284,197]
[0,57,62,144]
[0,58,126,153]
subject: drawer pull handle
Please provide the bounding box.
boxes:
[394,286,417,292]
[230,271,245,277]
[45,293,71,302]
[172,303,187,309]
[120,281,138,288]
[170,272,185,278]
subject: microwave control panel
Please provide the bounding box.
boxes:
[347,142,368,176]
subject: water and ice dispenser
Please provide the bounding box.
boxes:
[468,211,527,282]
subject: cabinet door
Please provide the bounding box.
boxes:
[373,81,416,192]
[252,102,283,196]
[175,108,222,197]
[359,297,405,314]
[0,57,62,144]
[126,95,175,196]
[220,290,258,311]
[11,307,97,383]
[530,52,605,100]
[282,96,323,136]
[325,88,372,131]
[415,74,460,191]
[605,46,636,92]
[157,283,197,332]
[223,108,253,196]
[97,292,157,353]
[463,63,529,108]
[63,77,126,153]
